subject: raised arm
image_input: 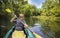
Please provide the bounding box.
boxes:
[10,15,17,23]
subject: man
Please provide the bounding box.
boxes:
[10,14,28,38]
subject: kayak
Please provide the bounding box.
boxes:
[3,26,15,38]
[25,28,42,38]
[3,26,42,38]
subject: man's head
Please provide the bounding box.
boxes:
[19,14,24,20]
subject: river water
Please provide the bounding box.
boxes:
[0,16,60,38]
[25,16,60,38]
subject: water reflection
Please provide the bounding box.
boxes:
[25,17,60,38]
[1,16,60,38]
[29,23,48,38]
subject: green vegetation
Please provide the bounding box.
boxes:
[0,0,60,38]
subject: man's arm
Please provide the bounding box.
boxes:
[24,24,28,28]
[10,15,17,23]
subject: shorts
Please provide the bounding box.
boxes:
[12,30,25,38]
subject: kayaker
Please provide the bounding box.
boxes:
[10,14,28,38]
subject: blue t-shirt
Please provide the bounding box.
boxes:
[13,19,26,31]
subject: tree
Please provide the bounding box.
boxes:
[40,0,60,38]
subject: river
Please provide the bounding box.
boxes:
[0,16,60,38]
[25,16,60,38]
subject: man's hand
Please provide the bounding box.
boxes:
[14,15,17,18]
[24,24,28,28]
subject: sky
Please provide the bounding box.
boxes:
[28,0,45,8]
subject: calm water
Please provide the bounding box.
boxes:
[0,16,60,38]
[25,16,60,38]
